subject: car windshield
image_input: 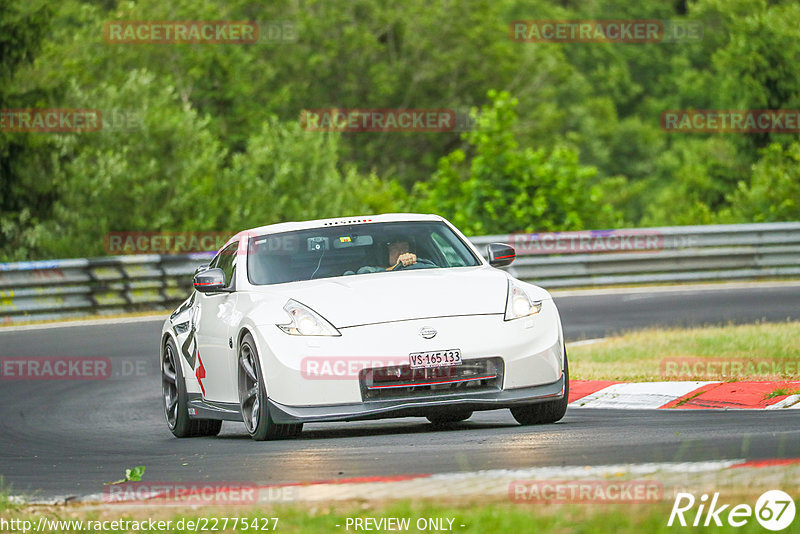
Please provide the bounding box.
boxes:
[247,221,481,285]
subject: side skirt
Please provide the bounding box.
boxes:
[187,393,243,422]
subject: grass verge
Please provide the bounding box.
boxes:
[764,387,800,399]
[568,321,800,381]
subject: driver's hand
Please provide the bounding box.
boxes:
[398,252,417,266]
[387,252,418,270]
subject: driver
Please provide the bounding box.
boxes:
[349,239,418,274]
[386,240,417,271]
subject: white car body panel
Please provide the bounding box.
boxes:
[160,213,566,424]
[249,299,563,408]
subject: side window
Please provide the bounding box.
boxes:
[215,242,239,288]
[430,232,466,267]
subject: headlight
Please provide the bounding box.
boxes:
[277,299,341,336]
[504,279,543,321]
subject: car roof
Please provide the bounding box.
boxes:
[227,213,446,244]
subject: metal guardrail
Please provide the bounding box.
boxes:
[470,222,800,288]
[0,254,214,325]
[1,223,799,324]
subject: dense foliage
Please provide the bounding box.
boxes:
[1,0,798,260]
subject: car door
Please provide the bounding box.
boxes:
[195,241,240,403]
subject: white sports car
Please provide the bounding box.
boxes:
[160,213,568,440]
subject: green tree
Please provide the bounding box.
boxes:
[413,90,622,235]
[643,137,748,226]
[222,116,406,231]
[0,1,54,259]
[36,70,227,259]
[5,0,800,261]
[721,142,800,223]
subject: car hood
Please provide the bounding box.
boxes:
[248,266,538,328]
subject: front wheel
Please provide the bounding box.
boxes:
[162,338,222,438]
[510,349,569,425]
[238,333,303,441]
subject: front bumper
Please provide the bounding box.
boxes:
[256,302,564,408]
[267,374,566,423]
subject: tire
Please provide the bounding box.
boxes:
[426,410,473,425]
[510,348,569,426]
[162,338,222,438]
[238,333,303,441]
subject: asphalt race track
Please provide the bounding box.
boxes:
[556,282,800,340]
[1,284,799,499]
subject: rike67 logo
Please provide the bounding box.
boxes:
[668,490,796,531]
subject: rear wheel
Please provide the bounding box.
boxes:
[162,338,222,437]
[510,349,569,426]
[426,410,473,425]
[238,333,303,441]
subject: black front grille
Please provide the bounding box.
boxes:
[359,357,504,401]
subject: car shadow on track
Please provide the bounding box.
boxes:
[214,418,521,441]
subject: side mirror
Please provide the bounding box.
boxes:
[487,243,515,267]
[193,264,210,276]
[193,267,226,293]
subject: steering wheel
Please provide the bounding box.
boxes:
[395,258,436,270]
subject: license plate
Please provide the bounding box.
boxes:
[409,349,462,369]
